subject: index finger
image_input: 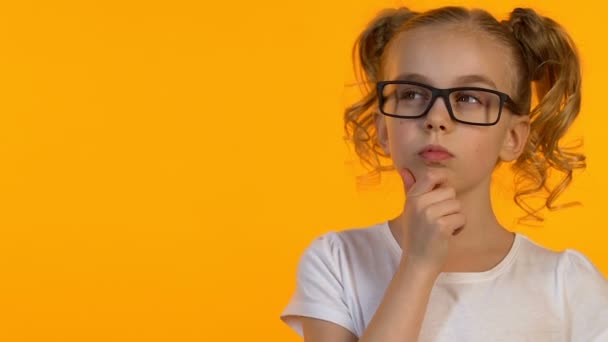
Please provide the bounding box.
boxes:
[405,169,449,198]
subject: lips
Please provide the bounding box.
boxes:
[418,144,454,162]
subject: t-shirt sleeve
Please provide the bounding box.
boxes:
[562,249,608,341]
[280,232,356,338]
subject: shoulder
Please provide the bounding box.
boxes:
[554,248,608,339]
[514,233,565,270]
[300,221,388,260]
[517,234,608,282]
[281,221,389,338]
[553,246,608,314]
[556,248,608,288]
[295,221,390,279]
[559,248,598,269]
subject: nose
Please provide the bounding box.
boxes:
[423,95,454,132]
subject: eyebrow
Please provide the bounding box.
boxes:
[392,73,498,90]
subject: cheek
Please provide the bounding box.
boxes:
[386,120,419,152]
[464,134,504,170]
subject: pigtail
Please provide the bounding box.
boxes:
[506,8,586,222]
[343,8,418,186]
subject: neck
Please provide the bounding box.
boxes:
[389,174,510,256]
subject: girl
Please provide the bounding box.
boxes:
[280,5,608,342]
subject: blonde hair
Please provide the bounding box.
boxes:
[343,6,585,222]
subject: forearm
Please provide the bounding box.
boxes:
[358,260,437,342]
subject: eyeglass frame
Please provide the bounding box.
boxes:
[376,80,518,126]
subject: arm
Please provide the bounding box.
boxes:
[300,260,437,342]
[301,317,358,342]
[287,168,455,342]
[353,169,458,341]
[358,260,437,342]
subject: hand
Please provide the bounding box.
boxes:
[398,168,466,276]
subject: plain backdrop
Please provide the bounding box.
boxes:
[0,1,605,341]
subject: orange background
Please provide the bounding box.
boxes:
[0,0,605,341]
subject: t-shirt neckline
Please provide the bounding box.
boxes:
[379,220,522,284]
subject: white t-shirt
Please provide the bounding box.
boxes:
[280,221,608,341]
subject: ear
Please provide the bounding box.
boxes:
[375,111,390,155]
[499,114,530,162]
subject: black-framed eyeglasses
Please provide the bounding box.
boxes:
[376,81,517,126]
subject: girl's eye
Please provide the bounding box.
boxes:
[456,94,482,104]
[399,90,425,100]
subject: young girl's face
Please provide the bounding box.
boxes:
[376,24,529,193]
